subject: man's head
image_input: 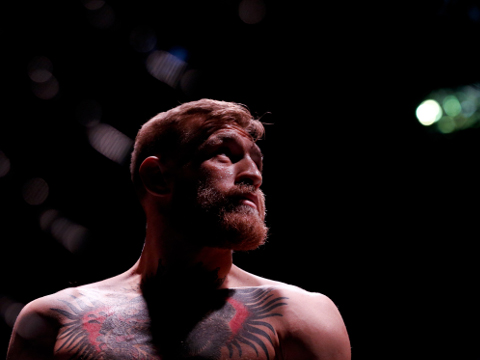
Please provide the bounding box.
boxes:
[130,99,268,251]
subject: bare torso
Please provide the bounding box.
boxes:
[51,284,287,360]
[8,266,350,360]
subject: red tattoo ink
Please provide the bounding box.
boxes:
[227,298,251,335]
[81,307,109,351]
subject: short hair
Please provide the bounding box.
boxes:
[130,99,265,197]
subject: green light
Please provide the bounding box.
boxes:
[437,116,456,134]
[416,83,480,133]
[443,95,462,117]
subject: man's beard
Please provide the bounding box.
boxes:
[169,180,268,251]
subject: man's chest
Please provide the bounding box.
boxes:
[52,287,288,360]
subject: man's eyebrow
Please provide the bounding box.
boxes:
[202,133,247,148]
[252,143,264,160]
[207,132,242,143]
[201,133,263,158]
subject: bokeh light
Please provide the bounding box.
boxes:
[443,95,462,117]
[0,151,11,177]
[31,78,59,100]
[469,6,480,22]
[28,56,59,100]
[83,0,115,29]
[22,177,49,206]
[82,0,105,10]
[39,209,89,254]
[146,50,188,88]
[436,116,456,134]
[416,84,480,133]
[51,217,89,253]
[416,99,443,126]
[87,123,133,164]
[27,56,53,83]
[461,98,476,118]
[0,297,23,328]
[39,208,59,232]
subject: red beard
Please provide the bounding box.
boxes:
[170,182,268,251]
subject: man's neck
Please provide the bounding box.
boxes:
[132,216,235,291]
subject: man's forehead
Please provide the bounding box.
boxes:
[204,128,262,152]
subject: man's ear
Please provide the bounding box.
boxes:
[138,156,172,197]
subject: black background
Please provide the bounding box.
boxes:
[1,1,479,359]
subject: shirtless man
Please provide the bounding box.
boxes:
[7,99,351,360]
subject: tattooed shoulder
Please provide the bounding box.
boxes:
[49,286,289,360]
[50,288,150,359]
[220,286,289,360]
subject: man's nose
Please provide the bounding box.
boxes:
[235,157,262,189]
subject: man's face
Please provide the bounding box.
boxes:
[169,126,268,251]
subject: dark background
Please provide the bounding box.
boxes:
[1,1,479,359]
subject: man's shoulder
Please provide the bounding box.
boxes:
[17,277,127,322]
[231,266,339,321]
[258,281,339,321]
[7,287,84,360]
[8,280,141,360]
[236,268,333,307]
[251,282,351,360]
[17,287,81,321]
[279,283,337,311]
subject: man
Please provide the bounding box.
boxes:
[7,99,351,359]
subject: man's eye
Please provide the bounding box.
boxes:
[216,148,232,157]
[213,149,232,160]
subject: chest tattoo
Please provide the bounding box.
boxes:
[51,288,288,359]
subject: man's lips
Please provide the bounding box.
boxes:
[240,193,258,210]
